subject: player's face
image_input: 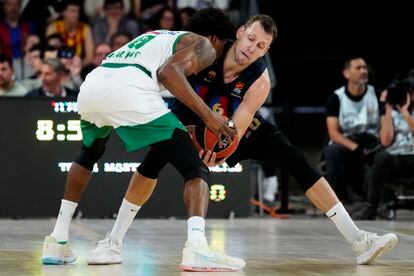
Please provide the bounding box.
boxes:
[234,21,273,66]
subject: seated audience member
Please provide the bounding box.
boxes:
[325,57,380,203]
[57,46,82,92]
[20,44,42,91]
[25,58,77,98]
[0,54,28,96]
[45,33,65,49]
[0,0,37,80]
[46,0,94,65]
[93,0,140,45]
[84,0,131,19]
[110,31,131,51]
[352,80,414,219]
[81,43,111,80]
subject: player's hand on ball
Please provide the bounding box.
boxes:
[199,149,226,167]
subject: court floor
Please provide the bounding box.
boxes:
[0,217,413,275]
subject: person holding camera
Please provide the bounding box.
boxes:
[325,57,380,203]
[352,80,414,219]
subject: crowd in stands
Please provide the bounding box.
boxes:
[0,0,238,98]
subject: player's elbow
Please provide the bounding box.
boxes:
[157,66,171,85]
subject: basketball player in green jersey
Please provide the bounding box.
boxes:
[42,8,244,271]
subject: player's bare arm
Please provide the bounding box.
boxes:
[232,69,271,139]
[157,33,235,142]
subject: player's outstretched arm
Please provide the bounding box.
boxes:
[157,34,235,143]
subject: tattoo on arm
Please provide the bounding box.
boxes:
[194,38,216,72]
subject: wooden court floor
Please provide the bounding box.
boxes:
[0,217,413,275]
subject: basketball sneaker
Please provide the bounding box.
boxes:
[87,234,122,265]
[179,237,245,271]
[41,236,76,265]
[352,230,398,264]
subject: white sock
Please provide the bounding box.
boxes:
[263,176,278,202]
[110,198,141,241]
[187,216,205,243]
[326,202,362,245]
[51,199,78,242]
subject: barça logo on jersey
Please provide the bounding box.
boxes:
[204,70,216,82]
[231,82,244,98]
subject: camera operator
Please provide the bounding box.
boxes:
[325,57,380,203]
[352,79,414,219]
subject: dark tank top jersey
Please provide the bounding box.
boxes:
[170,41,267,125]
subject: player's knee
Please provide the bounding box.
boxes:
[74,138,107,171]
[183,163,210,183]
[137,163,161,179]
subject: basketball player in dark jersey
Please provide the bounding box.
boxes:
[127,15,398,266]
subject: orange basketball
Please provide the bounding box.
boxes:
[190,119,238,159]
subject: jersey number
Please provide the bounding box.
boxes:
[128,35,156,49]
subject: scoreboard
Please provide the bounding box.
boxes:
[0,99,254,218]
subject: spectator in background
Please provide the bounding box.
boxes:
[45,33,65,49]
[178,7,196,28]
[352,80,414,219]
[147,6,180,31]
[46,0,94,65]
[325,57,380,203]
[21,33,40,79]
[20,43,42,91]
[81,43,111,80]
[57,46,82,93]
[110,31,131,50]
[84,0,131,20]
[93,0,140,45]
[133,0,173,21]
[0,0,36,80]
[25,58,77,98]
[0,54,27,96]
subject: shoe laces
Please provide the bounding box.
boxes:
[358,231,378,244]
[96,234,119,248]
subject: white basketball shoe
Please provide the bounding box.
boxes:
[87,234,122,265]
[42,236,76,265]
[352,230,398,264]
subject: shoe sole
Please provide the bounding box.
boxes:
[179,264,241,272]
[42,257,76,265]
[87,258,122,265]
[357,234,398,265]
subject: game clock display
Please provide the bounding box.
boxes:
[0,99,253,218]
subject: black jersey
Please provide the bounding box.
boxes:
[171,41,267,125]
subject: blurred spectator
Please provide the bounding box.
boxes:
[110,31,131,50]
[81,43,111,80]
[352,81,414,219]
[176,0,230,10]
[25,58,77,98]
[20,0,60,34]
[0,0,36,80]
[46,0,94,65]
[146,6,180,31]
[178,7,196,28]
[20,33,40,79]
[0,54,27,96]
[133,0,173,20]
[324,57,380,203]
[45,33,65,49]
[57,46,82,92]
[92,0,140,45]
[20,43,42,91]
[84,0,131,20]
[43,45,59,60]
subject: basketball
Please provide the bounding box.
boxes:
[190,119,238,159]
